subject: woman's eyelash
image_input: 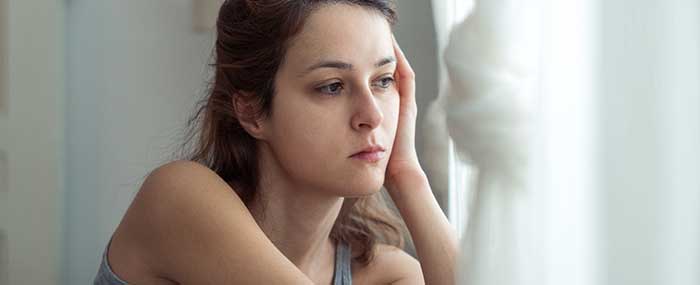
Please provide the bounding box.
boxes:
[315,76,395,96]
[375,76,395,88]
[316,82,344,95]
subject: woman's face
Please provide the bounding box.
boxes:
[260,4,399,197]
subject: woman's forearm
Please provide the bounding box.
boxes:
[387,171,459,285]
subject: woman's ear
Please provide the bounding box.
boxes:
[233,91,267,140]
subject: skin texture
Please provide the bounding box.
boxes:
[106,3,459,285]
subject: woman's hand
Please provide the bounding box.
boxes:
[382,39,459,284]
[384,36,426,192]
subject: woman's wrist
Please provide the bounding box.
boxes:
[384,168,429,201]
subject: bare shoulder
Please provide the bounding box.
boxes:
[108,160,311,284]
[352,244,424,285]
[141,160,227,195]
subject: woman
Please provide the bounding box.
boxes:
[94,0,457,284]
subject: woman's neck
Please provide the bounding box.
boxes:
[249,147,344,277]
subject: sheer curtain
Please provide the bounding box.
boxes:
[426,0,543,283]
[423,0,474,240]
[427,0,700,284]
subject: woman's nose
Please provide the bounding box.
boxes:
[350,86,384,131]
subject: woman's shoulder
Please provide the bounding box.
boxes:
[106,160,243,282]
[122,160,244,227]
[107,160,312,284]
[144,160,225,192]
[351,244,424,285]
[133,160,243,215]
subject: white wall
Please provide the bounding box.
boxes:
[65,1,214,283]
[598,0,700,284]
[0,0,6,113]
[1,1,65,284]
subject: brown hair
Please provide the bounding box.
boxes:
[180,0,404,266]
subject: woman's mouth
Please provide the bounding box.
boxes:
[350,150,385,163]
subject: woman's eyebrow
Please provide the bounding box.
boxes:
[299,56,396,77]
[374,56,396,68]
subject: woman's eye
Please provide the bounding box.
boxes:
[375,76,395,89]
[317,82,343,96]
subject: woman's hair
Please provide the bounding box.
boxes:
[179,0,405,266]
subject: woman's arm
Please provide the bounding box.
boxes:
[108,160,314,284]
[386,170,458,285]
[384,36,459,285]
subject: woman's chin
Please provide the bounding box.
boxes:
[339,178,384,197]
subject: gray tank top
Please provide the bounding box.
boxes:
[93,238,353,285]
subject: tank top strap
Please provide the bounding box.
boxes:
[93,237,129,285]
[333,242,352,285]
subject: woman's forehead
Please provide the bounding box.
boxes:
[283,4,394,71]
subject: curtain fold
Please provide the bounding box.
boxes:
[427,0,537,283]
[424,0,475,232]
[421,1,465,216]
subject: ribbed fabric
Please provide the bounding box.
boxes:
[332,242,353,285]
[92,238,128,285]
[93,238,353,285]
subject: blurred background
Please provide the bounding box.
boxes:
[0,0,698,284]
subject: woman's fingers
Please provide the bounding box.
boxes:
[392,35,415,80]
[392,35,417,112]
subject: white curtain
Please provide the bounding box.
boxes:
[422,0,474,238]
[426,0,540,283]
[428,0,700,284]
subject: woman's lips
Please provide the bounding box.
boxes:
[350,150,385,163]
